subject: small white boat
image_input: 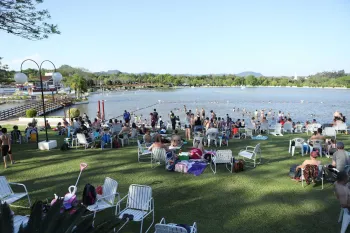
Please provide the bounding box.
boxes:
[241,86,246,90]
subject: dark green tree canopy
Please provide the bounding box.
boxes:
[0,0,60,40]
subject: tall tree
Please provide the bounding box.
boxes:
[0,0,60,40]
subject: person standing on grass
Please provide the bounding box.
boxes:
[0,128,15,169]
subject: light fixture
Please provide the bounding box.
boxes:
[14,72,28,84]
[52,72,63,83]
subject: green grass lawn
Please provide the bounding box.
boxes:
[1,126,348,233]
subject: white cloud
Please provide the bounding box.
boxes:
[4,53,42,70]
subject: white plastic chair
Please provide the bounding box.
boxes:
[207,133,218,147]
[119,133,129,147]
[283,123,293,133]
[324,127,336,139]
[301,165,323,189]
[309,139,324,157]
[210,150,233,174]
[335,123,348,134]
[238,143,261,168]
[260,123,269,134]
[0,176,31,208]
[155,218,197,233]
[76,133,92,149]
[101,133,113,149]
[87,177,119,217]
[270,123,283,136]
[243,128,253,139]
[138,140,152,162]
[340,208,350,233]
[151,148,167,168]
[295,124,303,133]
[218,134,228,147]
[289,138,305,156]
[129,129,139,144]
[14,215,29,233]
[115,184,154,233]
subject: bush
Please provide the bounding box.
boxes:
[26,108,37,118]
[69,108,80,118]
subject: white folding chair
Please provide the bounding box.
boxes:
[210,150,233,174]
[238,143,261,168]
[76,133,92,149]
[289,138,305,156]
[324,127,337,139]
[138,140,152,162]
[115,184,154,233]
[155,218,197,233]
[151,148,167,168]
[129,129,139,144]
[0,176,31,208]
[87,177,119,217]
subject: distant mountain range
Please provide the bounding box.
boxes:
[94,70,263,77]
[235,71,263,77]
[94,70,121,75]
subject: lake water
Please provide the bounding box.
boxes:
[50,87,350,125]
[1,87,349,124]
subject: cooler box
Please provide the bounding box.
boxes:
[178,152,189,161]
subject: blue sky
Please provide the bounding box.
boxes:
[1,0,350,76]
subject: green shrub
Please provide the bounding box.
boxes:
[26,108,37,118]
[69,108,80,118]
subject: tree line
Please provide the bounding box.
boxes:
[0,63,350,95]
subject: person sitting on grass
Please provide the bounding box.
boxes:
[293,150,321,180]
[334,171,350,212]
[0,128,15,169]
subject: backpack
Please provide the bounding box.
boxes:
[233,159,244,173]
[113,138,121,148]
[60,142,69,151]
[289,164,299,178]
[82,184,96,206]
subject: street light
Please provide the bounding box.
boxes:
[14,59,62,142]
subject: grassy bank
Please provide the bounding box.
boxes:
[2,126,348,233]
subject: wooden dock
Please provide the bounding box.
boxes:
[0,100,73,120]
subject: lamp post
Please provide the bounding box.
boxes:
[14,59,62,142]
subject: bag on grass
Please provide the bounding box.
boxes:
[233,159,244,173]
[82,184,97,206]
[60,142,69,151]
[96,185,103,195]
[289,164,299,178]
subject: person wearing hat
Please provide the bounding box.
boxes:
[295,150,321,174]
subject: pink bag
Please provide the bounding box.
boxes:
[175,162,188,173]
[190,148,202,159]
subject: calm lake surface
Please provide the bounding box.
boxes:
[2,87,350,124]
